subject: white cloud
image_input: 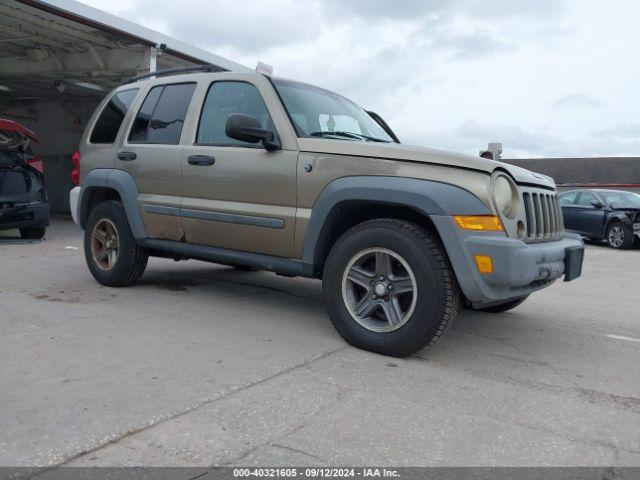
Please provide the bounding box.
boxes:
[84,0,640,158]
[553,94,605,110]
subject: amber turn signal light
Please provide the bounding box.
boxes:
[453,215,504,231]
[474,255,494,274]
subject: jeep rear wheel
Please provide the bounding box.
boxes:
[323,219,460,357]
[84,200,148,287]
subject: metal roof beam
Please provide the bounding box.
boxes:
[0,34,36,42]
[0,22,73,52]
[86,42,105,69]
[0,2,116,49]
[0,44,149,76]
[18,0,251,71]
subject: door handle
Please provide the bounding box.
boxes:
[188,155,215,166]
[117,152,137,161]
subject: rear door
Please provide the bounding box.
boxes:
[180,78,298,257]
[118,82,197,241]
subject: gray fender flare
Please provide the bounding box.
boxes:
[300,175,491,266]
[79,169,146,239]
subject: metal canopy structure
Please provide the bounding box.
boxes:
[0,0,249,214]
[0,0,249,101]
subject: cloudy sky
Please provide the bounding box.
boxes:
[85,0,640,158]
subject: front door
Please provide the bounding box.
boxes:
[559,191,581,233]
[181,80,297,258]
[571,191,606,236]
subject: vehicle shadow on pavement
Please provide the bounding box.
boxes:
[0,228,43,244]
[135,260,530,354]
[0,237,43,245]
[138,262,324,303]
[583,238,640,250]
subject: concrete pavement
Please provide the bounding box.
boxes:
[1,218,639,467]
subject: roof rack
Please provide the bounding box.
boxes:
[124,64,227,84]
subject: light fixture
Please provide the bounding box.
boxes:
[474,255,494,274]
[0,85,10,92]
[73,81,105,92]
[453,215,504,231]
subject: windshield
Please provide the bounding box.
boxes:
[600,191,640,208]
[273,79,394,143]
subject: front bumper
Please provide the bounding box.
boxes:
[0,201,50,231]
[432,216,584,304]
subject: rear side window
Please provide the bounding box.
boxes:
[128,83,196,145]
[90,89,138,144]
[129,86,162,142]
[196,81,273,146]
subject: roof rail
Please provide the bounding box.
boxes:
[124,64,226,84]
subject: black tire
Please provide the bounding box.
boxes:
[84,200,148,287]
[19,226,46,239]
[472,295,529,313]
[606,221,633,249]
[322,218,460,357]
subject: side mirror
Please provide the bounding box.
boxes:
[225,113,281,151]
[590,199,604,208]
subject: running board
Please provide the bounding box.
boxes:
[139,239,313,277]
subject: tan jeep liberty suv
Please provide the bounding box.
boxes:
[69,65,584,357]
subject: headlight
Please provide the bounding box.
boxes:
[492,174,519,219]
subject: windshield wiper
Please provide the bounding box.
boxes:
[309,131,390,142]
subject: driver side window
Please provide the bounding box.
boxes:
[196,81,273,146]
[559,192,578,205]
[576,192,599,207]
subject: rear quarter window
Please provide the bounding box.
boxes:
[89,89,138,144]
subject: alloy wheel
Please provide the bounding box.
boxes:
[91,218,119,270]
[341,248,418,332]
[608,225,624,248]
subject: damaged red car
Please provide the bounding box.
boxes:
[0,119,49,239]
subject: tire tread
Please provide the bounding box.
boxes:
[85,200,148,287]
[606,221,634,250]
[323,218,460,356]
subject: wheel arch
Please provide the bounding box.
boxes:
[301,176,491,278]
[79,169,146,238]
[605,213,632,231]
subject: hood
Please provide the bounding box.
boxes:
[0,119,39,152]
[297,138,556,189]
[610,205,640,212]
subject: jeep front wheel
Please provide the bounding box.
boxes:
[84,200,148,287]
[322,219,460,357]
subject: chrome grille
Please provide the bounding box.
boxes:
[521,189,564,242]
